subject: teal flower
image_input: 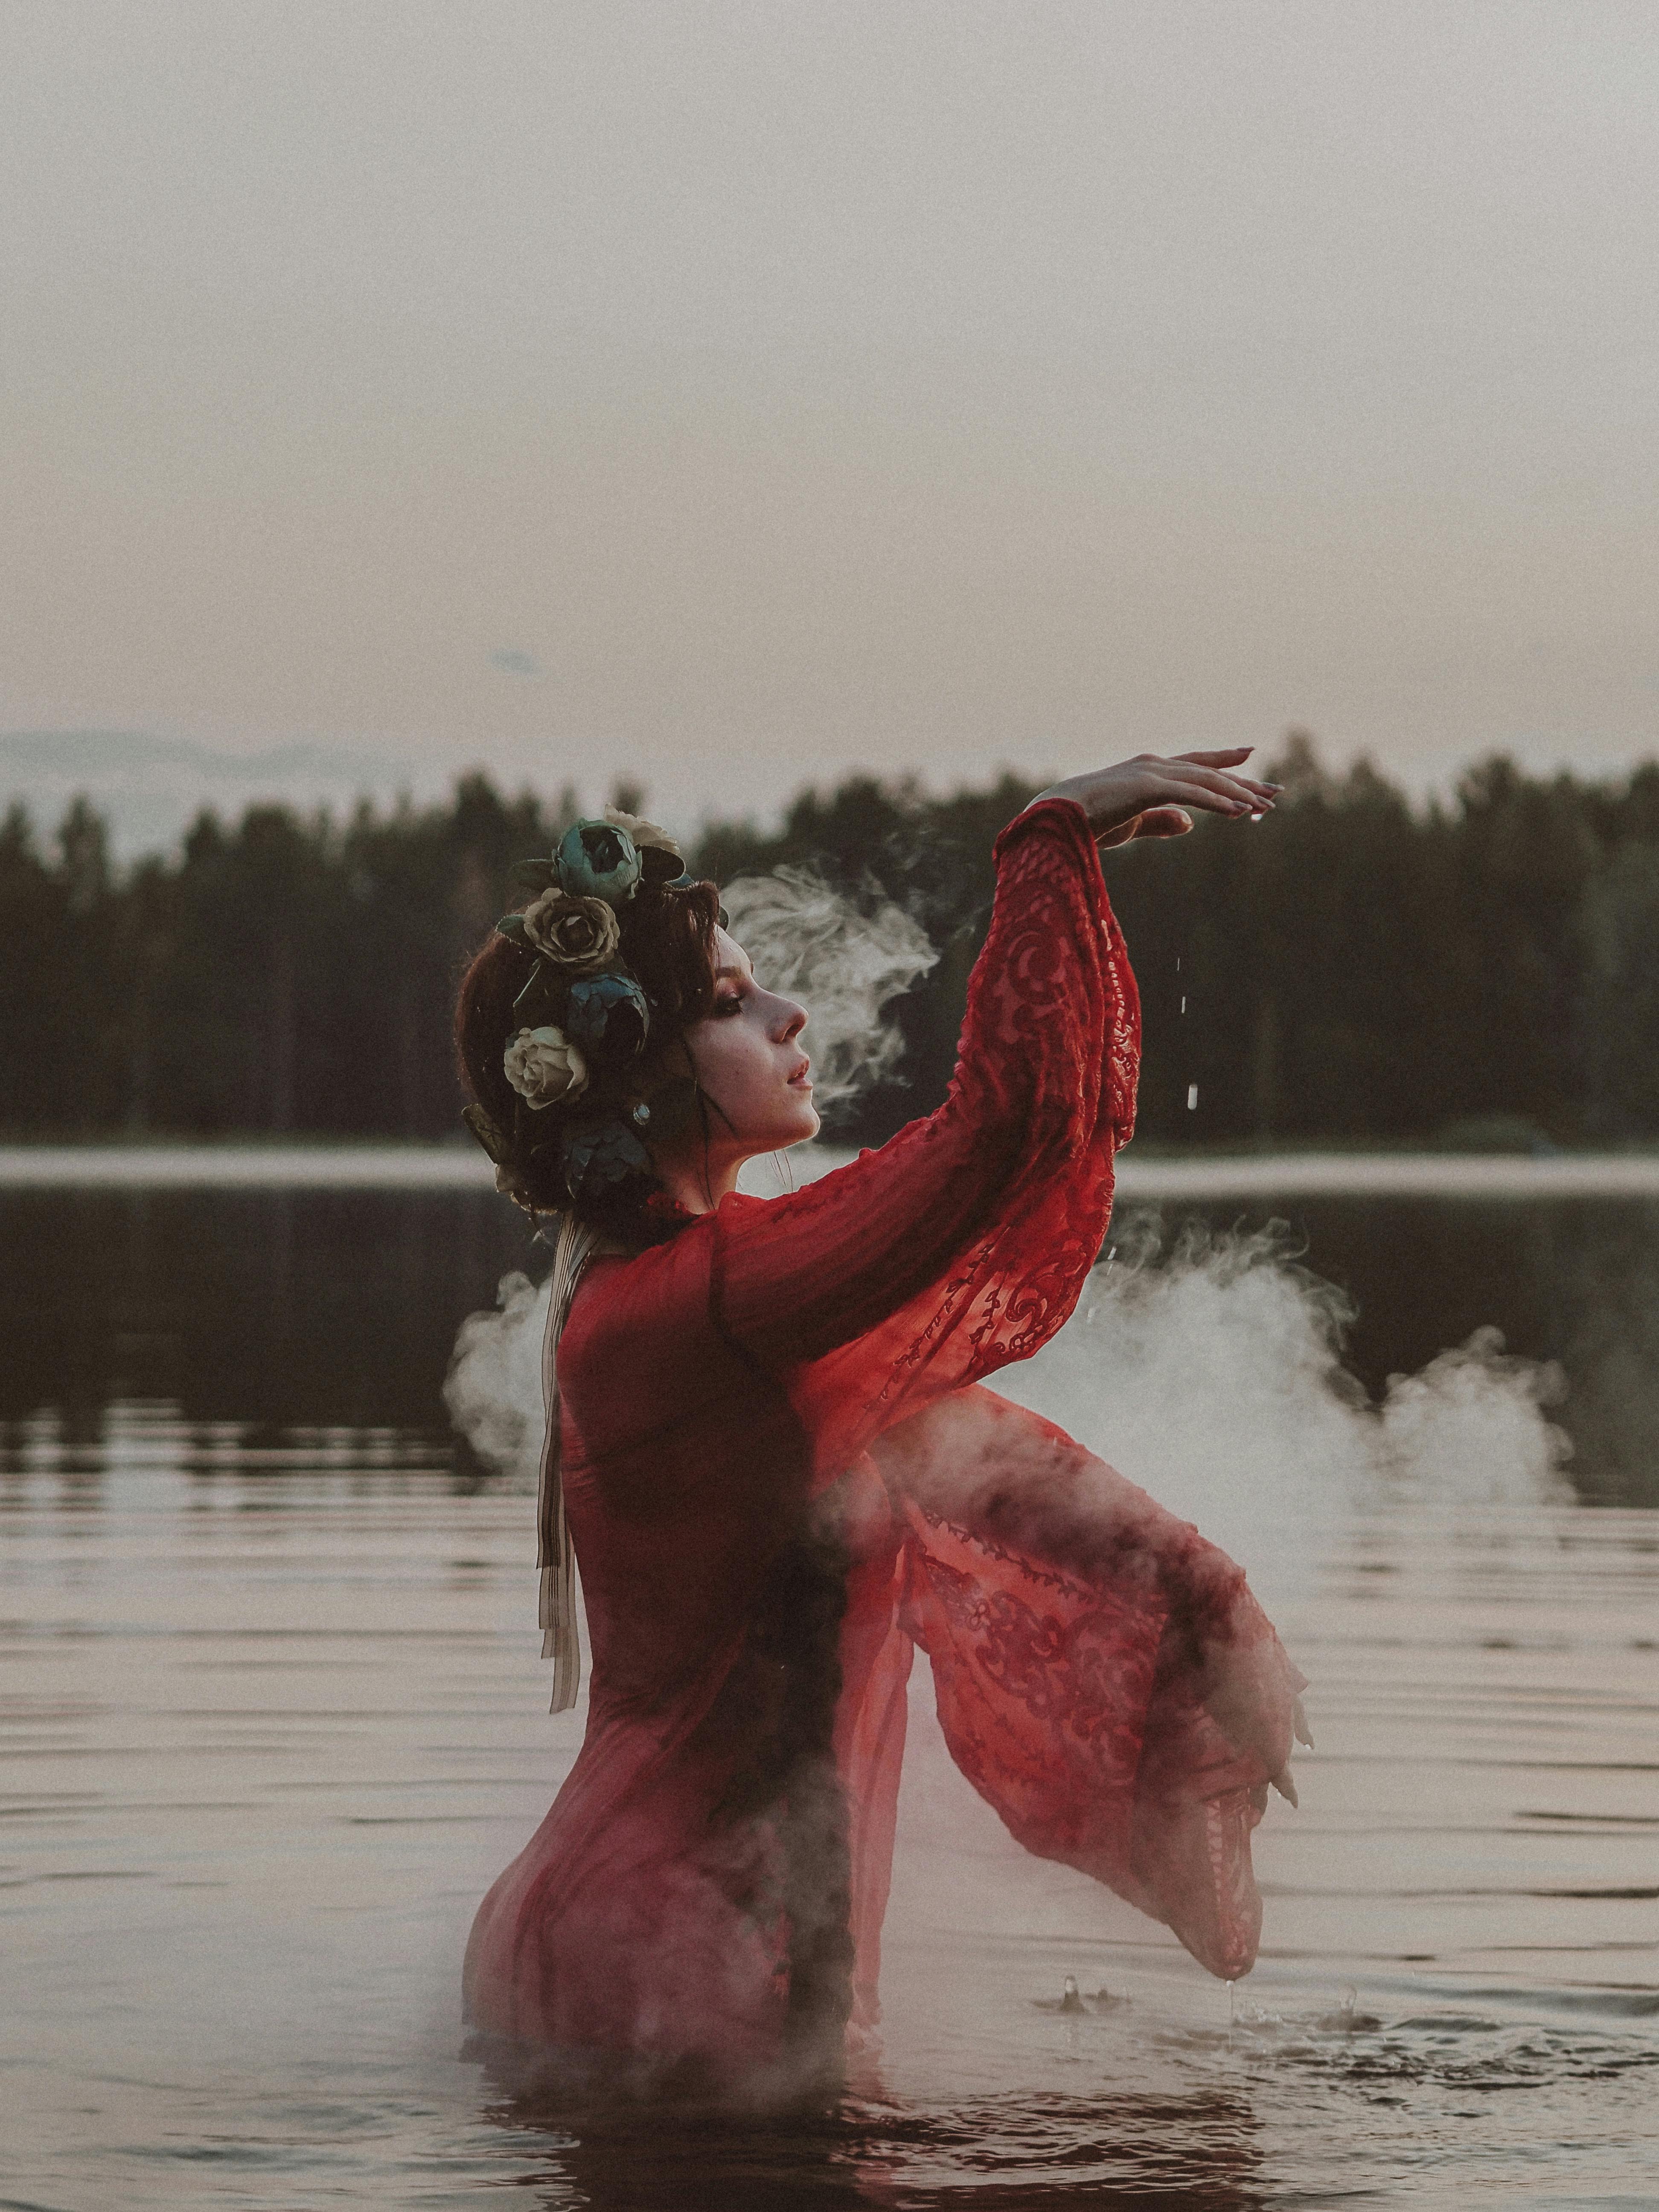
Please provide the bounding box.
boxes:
[603,804,687,887]
[566,971,650,1065]
[562,1116,652,1203]
[556,819,642,906]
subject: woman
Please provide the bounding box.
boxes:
[454,748,1307,2099]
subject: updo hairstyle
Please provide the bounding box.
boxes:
[454,873,722,1240]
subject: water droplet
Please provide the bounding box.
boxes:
[1180,995,1187,1014]
[1187,1083,1199,1111]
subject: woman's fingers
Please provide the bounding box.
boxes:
[1129,806,1193,840]
[1170,745,1276,789]
[1107,755,1277,816]
[1270,1700,1313,1804]
[1166,748,1281,801]
[1136,771,1263,820]
[1155,760,1279,810]
[1097,804,1196,848]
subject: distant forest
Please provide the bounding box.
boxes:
[7,733,1659,1150]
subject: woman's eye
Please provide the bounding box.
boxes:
[713,994,743,1017]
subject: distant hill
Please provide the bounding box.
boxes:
[0,731,418,859]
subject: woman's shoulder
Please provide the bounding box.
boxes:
[571,1213,709,1302]
[557,1209,797,1455]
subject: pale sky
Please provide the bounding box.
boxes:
[3,1,1657,837]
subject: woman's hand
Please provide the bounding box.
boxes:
[1198,1634,1314,1809]
[1034,748,1280,847]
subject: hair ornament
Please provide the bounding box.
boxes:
[600,803,689,884]
[503,1025,589,1110]
[556,818,642,905]
[565,971,650,1064]
[562,1116,653,1205]
[519,890,620,972]
[463,812,701,1214]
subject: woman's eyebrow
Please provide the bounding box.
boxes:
[713,963,751,981]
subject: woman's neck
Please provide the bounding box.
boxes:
[652,1153,743,1217]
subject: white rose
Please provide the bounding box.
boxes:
[503,1025,590,1111]
[603,803,681,859]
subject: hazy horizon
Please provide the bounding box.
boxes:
[5,3,1657,840]
[14,716,1659,868]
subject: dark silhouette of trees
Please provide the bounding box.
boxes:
[6,736,1659,1149]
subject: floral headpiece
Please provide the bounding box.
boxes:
[462,806,705,1213]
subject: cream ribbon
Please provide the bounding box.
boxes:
[537,1214,606,1713]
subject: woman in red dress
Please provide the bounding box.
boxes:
[454,750,1307,2099]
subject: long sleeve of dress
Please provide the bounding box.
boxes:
[872,1385,1307,1982]
[712,796,1140,1474]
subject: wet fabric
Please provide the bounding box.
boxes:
[462,798,1305,2085]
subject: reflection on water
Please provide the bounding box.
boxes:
[9,1184,1659,1497]
[0,1187,532,1435]
[472,2084,1272,2209]
[3,1187,1658,2207]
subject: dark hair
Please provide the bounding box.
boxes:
[454,876,722,1240]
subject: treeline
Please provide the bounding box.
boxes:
[7,735,1659,1148]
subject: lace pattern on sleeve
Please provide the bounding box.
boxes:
[712,801,1141,1462]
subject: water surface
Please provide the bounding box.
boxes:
[3,1184,1656,2207]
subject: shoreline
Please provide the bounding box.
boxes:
[8,1141,1659,1199]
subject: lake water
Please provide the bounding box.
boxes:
[3,1170,1658,2208]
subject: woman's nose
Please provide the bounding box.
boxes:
[772,995,807,1042]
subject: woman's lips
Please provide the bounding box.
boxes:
[787,1059,812,1089]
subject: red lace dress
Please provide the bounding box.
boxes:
[463,797,1304,2086]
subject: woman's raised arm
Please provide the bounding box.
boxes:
[707,754,1274,1446]
[707,752,1275,1446]
[711,751,1275,1383]
[709,795,1119,1374]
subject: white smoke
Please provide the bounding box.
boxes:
[992,1215,1572,1610]
[719,866,937,1110]
[444,1207,1574,1583]
[442,1268,549,1487]
[1377,1325,1571,1502]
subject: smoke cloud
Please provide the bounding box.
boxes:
[719,867,937,1112]
[991,1214,1572,1611]
[443,1268,550,1490]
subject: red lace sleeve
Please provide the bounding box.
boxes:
[712,797,1141,1470]
[873,1385,1307,1981]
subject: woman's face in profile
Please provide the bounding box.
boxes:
[678,926,818,1155]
